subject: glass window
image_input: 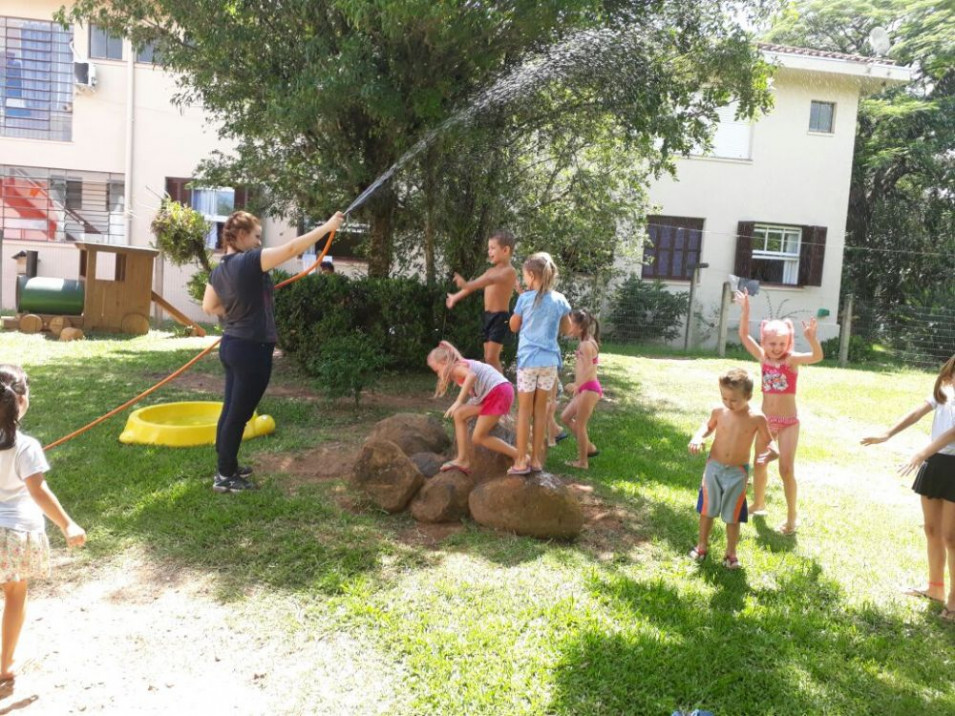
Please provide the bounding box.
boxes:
[89,25,123,61]
[809,101,835,133]
[136,41,160,64]
[1,165,126,242]
[692,101,752,160]
[641,216,705,280]
[751,224,801,285]
[1,18,73,141]
[192,187,235,250]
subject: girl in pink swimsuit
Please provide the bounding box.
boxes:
[561,309,602,469]
[736,290,824,535]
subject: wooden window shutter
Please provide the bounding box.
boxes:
[164,177,192,206]
[734,221,754,277]
[234,187,248,210]
[798,225,826,286]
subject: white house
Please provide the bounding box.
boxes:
[0,1,340,327]
[0,4,913,337]
[640,43,912,348]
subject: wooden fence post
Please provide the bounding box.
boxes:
[717,281,732,357]
[838,293,854,368]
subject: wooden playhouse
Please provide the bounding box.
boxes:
[5,242,204,337]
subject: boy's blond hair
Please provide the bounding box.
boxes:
[719,368,753,399]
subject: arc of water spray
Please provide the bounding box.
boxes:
[342,26,639,217]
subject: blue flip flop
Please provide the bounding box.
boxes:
[554,431,570,443]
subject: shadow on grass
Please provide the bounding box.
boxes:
[26,349,441,599]
[549,561,955,715]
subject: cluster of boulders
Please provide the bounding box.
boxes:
[350,413,583,539]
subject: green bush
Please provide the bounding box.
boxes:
[821,334,877,364]
[309,332,386,406]
[606,275,689,343]
[273,274,495,376]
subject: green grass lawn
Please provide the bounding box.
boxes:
[4,330,954,714]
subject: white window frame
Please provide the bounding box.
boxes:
[809,100,835,134]
[752,224,801,285]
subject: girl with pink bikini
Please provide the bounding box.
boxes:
[561,309,602,470]
[735,290,823,534]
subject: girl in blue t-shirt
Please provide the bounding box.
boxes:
[507,252,571,475]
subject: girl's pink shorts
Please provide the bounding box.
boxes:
[480,382,514,416]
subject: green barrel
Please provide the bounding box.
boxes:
[18,277,85,316]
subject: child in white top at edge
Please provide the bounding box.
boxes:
[427,341,517,474]
[507,252,571,475]
[735,289,823,535]
[0,364,86,684]
[861,354,955,621]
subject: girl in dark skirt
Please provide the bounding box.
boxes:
[862,354,955,621]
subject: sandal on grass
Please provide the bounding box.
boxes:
[902,583,944,602]
[777,521,798,536]
[722,555,742,570]
[688,546,707,562]
[939,607,955,623]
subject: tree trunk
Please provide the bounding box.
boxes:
[366,188,397,277]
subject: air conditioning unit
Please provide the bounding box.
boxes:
[73,61,97,92]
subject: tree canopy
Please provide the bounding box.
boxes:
[60,0,778,278]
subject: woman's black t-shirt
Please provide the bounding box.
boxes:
[208,249,277,343]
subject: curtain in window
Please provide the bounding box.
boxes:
[191,189,219,249]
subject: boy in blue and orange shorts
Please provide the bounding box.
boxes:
[687,368,777,569]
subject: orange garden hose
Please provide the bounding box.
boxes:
[44,229,337,451]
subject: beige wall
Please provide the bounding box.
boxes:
[0,2,302,324]
[640,68,864,348]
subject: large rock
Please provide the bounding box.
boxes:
[468,422,516,483]
[350,439,424,513]
[367,413,450,457]
[408,452,446,479]
[469,472,584,540]
[410,468,476,523]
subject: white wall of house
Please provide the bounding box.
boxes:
[634,49,911,350]
[0,1,303,325]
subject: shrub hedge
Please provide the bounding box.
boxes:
[273,274,495,375]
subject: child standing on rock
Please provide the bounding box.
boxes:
[428,341,517,475]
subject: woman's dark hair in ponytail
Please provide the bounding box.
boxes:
[0,364,28,450]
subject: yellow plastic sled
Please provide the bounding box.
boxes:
[119,401,276,447]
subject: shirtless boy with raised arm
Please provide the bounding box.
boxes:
[445,230,519,374]
[688,368,778,570]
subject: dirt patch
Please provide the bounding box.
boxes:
[10,550,401,715]
[258,443,361,493]
[567,482,649,559]
[394,522,466,548]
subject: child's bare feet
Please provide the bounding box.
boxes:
[777,520,798,535]
[565,459,588,469]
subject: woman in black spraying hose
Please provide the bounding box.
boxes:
[202,210,345,492]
